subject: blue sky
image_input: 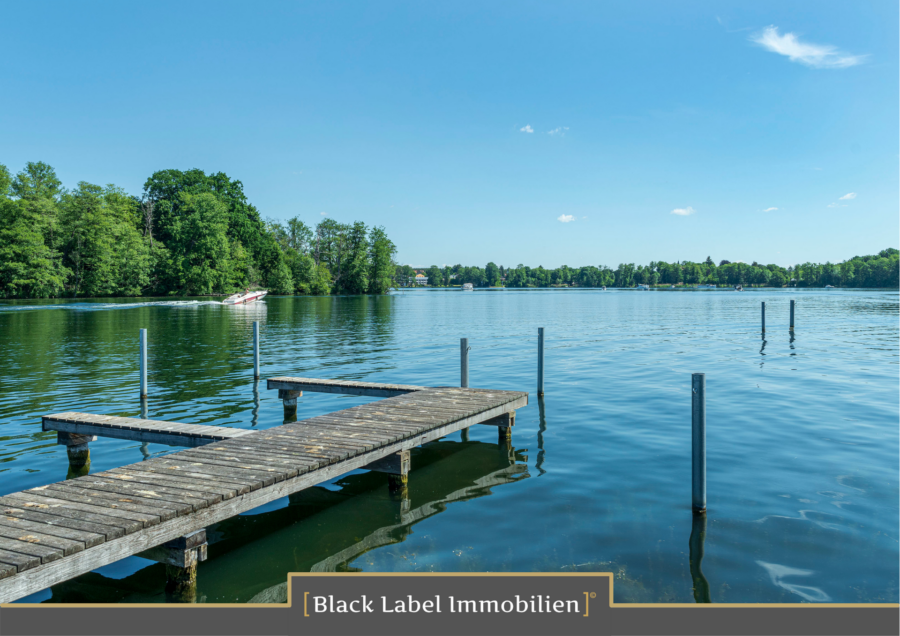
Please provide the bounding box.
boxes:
[1,1,896,268]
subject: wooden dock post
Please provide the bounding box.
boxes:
[495,411,514,443]
[253,321,260,379]
[139,328,148,398]
[790,300,795,331]
[460,338,470,388]
[761,302,766,333]
[279,389,302,420]
[692,373,707,513]
[365,451,410,497]
[138,529,208,603]
[537,327,545,396]
[57,431,96,478]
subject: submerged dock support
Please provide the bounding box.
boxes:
[790,300,795,331]
[691,373,707,513]
[366,450,410,498]
[485,411,515,443]
[537,327,545,396]
[57,431,96,478]
[279,389,302,420]
[138,529,208,603]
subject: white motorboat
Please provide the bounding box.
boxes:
[223,290,269,305]
[636,284,650,290]
[462,283,474,291]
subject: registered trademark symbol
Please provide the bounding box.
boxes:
[590,592,596,598]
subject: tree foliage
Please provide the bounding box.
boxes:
[413,253,898,289]
[0,162,398,298]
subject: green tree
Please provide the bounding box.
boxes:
[425,265,443,287]
[165,192,232,295]
[485,262,500,286]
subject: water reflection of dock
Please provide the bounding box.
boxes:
[37,439,527,603]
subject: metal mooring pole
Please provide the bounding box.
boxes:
[537,327,545,396]
[460,338,469,388]
[692,373,707,513]
[139,329,148,398]
[790,300,795,331]
[253,321,260,379]
[761,301,766,333]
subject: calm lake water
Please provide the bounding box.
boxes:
[0,289,897,604]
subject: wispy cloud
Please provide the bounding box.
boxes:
[557,214,575,223]
[839,192,857,200]
[320,212,327,216]
[671,206,696,216]
[548,126,569,136]
[827,202,844,208]
[520,125,534,133]
[751,26,867,69]
[763,207,778,212]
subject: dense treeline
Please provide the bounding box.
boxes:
[0,162,396,298]
[413,251,899,288]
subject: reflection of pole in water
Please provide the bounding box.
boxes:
[536,396,547,476]
[689,512,711,603]
[140,397,150,459]
[759,337,766,368]
[252,380,260,427]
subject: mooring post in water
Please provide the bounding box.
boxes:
[460,338,470,388]
[692,373,707,513]
[790,299,795,331]
[537,327,545,396]
[139,328,148,398]
[253,321,260,379]
[761,301,766,333]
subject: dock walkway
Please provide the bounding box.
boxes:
[0,378,527,602]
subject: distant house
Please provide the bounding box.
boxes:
[415,273,428,285]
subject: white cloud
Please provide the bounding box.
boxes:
[827,202,845,208]
[548,127,569,136]
[520,125,534,133]
[671,206,696,216]
[557,214,576,223]
[763,207,778,212]
[320,212,327,216]
[751,26,867,69]
[839,192,857,200]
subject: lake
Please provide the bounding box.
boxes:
[0,288,897,604]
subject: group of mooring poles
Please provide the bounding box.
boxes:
[135,300,798,517]
[460,328,545,396]
[760,299,796,333]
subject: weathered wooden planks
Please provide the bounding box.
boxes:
[42,413,253,448]
[267,377,425,398]
[0,383,527,602]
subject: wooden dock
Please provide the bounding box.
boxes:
[0,378,527,602]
